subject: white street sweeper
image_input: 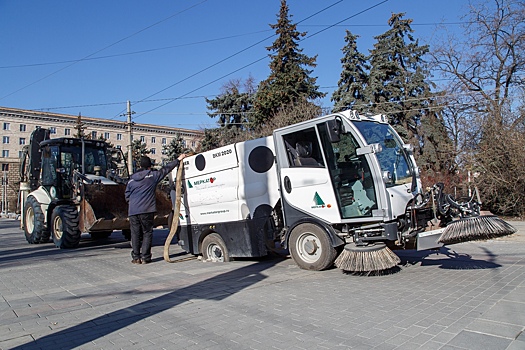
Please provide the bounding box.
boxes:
[166,110,515,272]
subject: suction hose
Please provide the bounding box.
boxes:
[163,163,183,262]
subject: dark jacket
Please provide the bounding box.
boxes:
[125,159,180,216]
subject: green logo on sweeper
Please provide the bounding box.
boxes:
[311,192,331,209]
[313,192,324,205]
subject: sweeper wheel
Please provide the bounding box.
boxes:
[334,243,400,273]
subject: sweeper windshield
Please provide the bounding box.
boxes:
[354,121,414,187]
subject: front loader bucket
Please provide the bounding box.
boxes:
[79,183,172,232]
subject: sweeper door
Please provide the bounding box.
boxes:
[273,117,388,226]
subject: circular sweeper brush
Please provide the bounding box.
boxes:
[439,215,517,245]
[334,243,401,273]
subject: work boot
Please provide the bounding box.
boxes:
[141,258,152,264]
[131,258,142,264]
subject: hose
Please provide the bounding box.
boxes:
[163,163,183,263]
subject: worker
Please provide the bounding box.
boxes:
[125,154,186,264]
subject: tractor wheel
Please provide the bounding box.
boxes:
[90,231,112,240]
[289,223,337,271]
[202,233,230,262]
[51,205,81,249]
[23,196,49,244]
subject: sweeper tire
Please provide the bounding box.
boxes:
[51,205,81,249]
[202,233,230,262]
[23,196,50,244]
[289,223,337,271]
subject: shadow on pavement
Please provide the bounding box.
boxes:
[11,257,281,350]
[396,246,502,270]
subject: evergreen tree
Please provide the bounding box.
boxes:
[252,0,325,127]
[367,13,431,143]
[162,133,188,162]
[206,77,255,133]
[75,113,87,139]
[131,139,150,170]
[331,31,369,113]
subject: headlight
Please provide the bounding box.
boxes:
[382,171,393,184]
[50,186,57,199]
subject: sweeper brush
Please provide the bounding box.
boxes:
[334,243,401,273]
[439,215,516,245]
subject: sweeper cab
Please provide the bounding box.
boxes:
[169,110,515,272]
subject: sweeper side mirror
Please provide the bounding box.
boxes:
[326,119,343,143]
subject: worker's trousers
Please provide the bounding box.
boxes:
[130,212,155,261]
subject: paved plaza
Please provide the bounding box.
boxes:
[0,218,524,350]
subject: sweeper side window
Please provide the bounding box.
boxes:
[283,128,325,167]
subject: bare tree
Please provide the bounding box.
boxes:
[431,0,525,215]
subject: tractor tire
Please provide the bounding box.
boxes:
[51,205,81,249]
[23,196,49,244]
[289,223,337,271]
[90,231,112,240]
[202,233,230,262]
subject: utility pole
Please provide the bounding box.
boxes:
[125,101,135,175]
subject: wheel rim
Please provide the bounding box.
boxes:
[295,232,322,263]
[25,207,35,233]
[53,215,63,241]
[206,243,224,262]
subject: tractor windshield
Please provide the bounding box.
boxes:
[354,121,414,187]
[61,145,108,176]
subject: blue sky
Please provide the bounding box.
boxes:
[0,0,468,130]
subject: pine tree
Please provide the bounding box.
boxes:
[206,77,255,132]
[367,13,431,143]
[331,31,369,113]
[131,139,150,170]
[252,0,325,127]
[75,113,87,139]
[162,133,188,162]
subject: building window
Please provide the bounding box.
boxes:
[19,138,26,145]
[19,151,24,158]
[3,123,9,130]
[2,136,9,144]
[182,140,186,147]
[151,137,156,144]
[104,132,110,140]
[91,131,97,139]
[2,150,8,158]
[116,145,121,149]
[140,136,145,143]
[20,124,26,132]
[151,148,156,155]
[191,141,196,148]
[49,127,56,134]
[35,126,40,130]
[65,128,71,136]
[1,164,8,171]
[162,138,167,145]
[117,133,122,141]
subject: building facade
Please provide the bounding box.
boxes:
[0,106,203,214]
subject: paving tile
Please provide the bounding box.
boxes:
[447,330,511,350]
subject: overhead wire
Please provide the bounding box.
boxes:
[0,0,209,101]
[9,0,476,124]
[131,0,390,121]
[123,0,347,120]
